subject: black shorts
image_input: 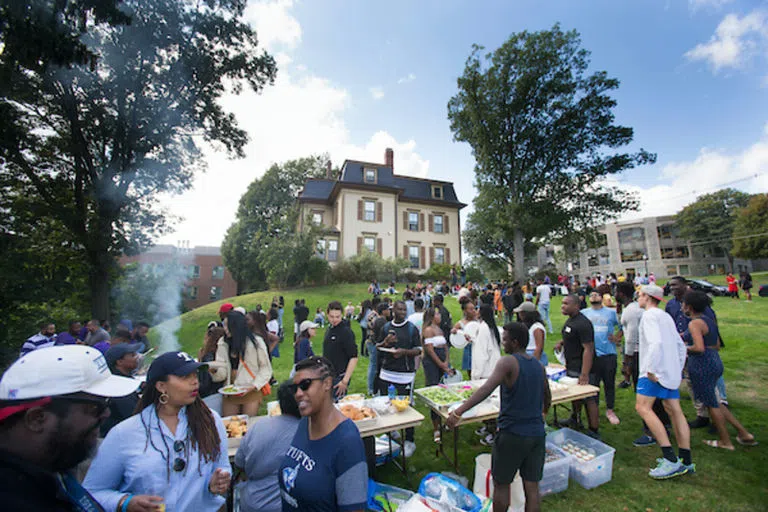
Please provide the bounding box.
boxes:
[491,431,545,484]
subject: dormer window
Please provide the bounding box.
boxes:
[364,168,376,183]
[432,185,442,199]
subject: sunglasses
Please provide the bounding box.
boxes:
[173,439,186,472]
[56,396,111,417]
[288,377,326,395]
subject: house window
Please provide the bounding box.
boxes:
[364,237,376,253]
[312,212,322,225]
[364,200,375,221]
[212,266,224,280]
[432,186,442,199]
[188,265,200,279]
[588,254,599,267]
[364,168,376,183]
[662,246,690,259]
[666,265,678,277]
[434,247,445,264]
[186,286,198,300]
[409,246,420,268]
[328,240,338,262]
[316,239,326,258]
[408,212,419,231]
[209,286,222,301]
[433,214,443,233]
[679,264,690,275]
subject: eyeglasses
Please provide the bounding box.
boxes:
[55,396,111,417]
[173,439,186,472]
[287,377,326,395]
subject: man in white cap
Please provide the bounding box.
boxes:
[634,284,692,480]
[0,345,140,511]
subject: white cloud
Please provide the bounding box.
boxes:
[617,123,768,222]
[369,86,385,100]
[688,0,734,13]
[685,9,768,71]
[397,73,416,84]
[157,0,432,246]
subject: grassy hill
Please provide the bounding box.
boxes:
[152,281,768,511]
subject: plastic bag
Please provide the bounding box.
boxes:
[472,454,525,512]
[367,479,415,511]
[418,473,482,512]
[441,371,464,385]
[553,348,565,366]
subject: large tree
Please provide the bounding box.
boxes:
[0,0,276,319]
[447,25,655,278]
[675,188,751,272]
[732,193,768,260]
[222,156,329,292]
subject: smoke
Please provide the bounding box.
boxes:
[151,258,189,354]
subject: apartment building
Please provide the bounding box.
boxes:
[297,148,466,271]
[555,215,754,279]
[119,244,237,309]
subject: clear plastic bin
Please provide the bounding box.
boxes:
[546,428,615,489]
[540,442,571,496]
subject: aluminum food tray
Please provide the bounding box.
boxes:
[414,385,463,411]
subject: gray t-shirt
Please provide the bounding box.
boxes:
[85,328,110,346]
[620,301,643,355]
[235,415,300,512]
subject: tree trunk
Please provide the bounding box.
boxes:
[89,260,112,322]
[513,228,525,280]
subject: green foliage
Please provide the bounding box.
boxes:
[732,193,768,260]
[448,25,654,278]
[222,156,329,292]
[423,263,453,282]
[675,188,751,270]
[0,0,277,319]
[329,252,410,284]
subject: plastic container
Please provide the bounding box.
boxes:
[418,473,482,512]
[546,428,615,489]
[367,479,414,511]
[539,443,571,496]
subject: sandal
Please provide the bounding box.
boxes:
[736,436,759,447]
[606,411,621,425]
[703,439,735,451]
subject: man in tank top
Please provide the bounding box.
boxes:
[447,322,551,512]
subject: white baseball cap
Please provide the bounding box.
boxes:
[0,345,140,401]
[299,320,319,332]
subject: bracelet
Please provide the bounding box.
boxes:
[121,494,133,512]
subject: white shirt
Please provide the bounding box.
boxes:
[527,322,546,352]
[266,319,279,335]
[638,307,687,390]
[407,312,424,334]
[536,284,551,304]
[472,322,501,380]
[620,301,643,355]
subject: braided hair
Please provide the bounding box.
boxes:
[135,379,221,480]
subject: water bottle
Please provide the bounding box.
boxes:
[388,384,396,400]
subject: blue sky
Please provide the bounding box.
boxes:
[160,0,768,246]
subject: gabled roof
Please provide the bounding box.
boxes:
[298,159,466,208]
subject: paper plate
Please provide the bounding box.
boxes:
[450,331,469,349]
[219,385,249,396]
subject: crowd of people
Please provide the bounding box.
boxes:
[0,272,759,512]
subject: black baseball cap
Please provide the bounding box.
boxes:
[146,351,206,383]
[105,343,144,367]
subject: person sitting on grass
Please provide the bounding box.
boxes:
[683,291,756,450]
[634,284,693,480]
[447,322,551,512]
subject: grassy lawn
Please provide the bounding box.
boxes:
[156,283,768,511]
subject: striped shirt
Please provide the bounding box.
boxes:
[21,333,56,356]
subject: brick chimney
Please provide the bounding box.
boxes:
[384,147,394,170]
[326,160,332,179]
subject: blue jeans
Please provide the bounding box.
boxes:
[538,302,553,333]
[366,341,378,395]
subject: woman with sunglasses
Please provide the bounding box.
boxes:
[84,351,231,512]
[279,356,368,512]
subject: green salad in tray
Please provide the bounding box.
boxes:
[451,386,475,400]
[418,386,462,405]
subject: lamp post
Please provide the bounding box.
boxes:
[643,253,649,276]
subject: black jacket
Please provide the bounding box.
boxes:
[0,449,104,511]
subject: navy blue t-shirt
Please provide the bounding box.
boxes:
[294,337,315,364]
[279,417,368,512]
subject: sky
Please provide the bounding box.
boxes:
[158,0,768,247]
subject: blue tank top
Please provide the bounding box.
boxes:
[498,353,545,437]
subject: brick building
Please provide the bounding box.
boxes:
[119,244,237,310]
